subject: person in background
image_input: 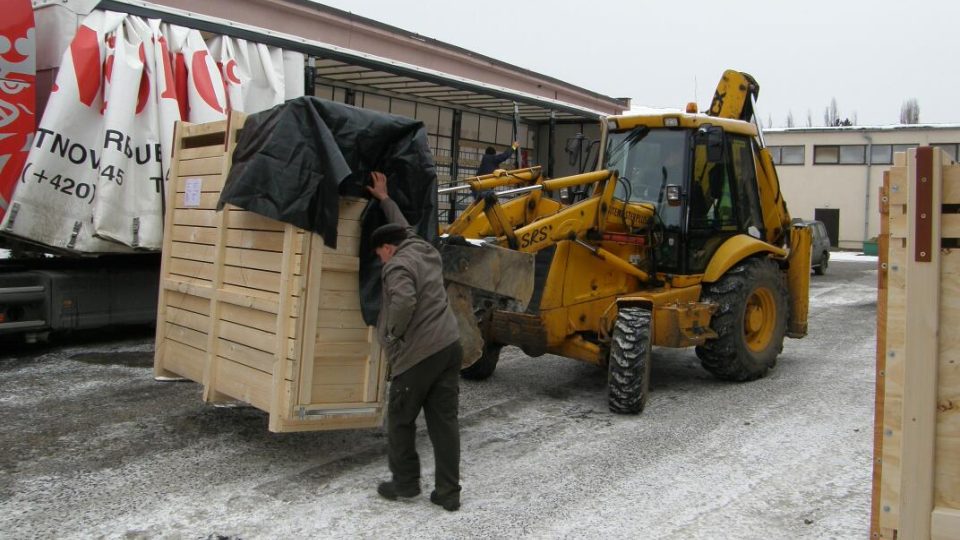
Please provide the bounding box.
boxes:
[366,171,464,512]
[476,141,520,175]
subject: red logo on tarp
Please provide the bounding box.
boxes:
[0,0,36,219]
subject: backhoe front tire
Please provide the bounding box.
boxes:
[608,306,652,414]
[460,343,502,380]
[695,258,788,382]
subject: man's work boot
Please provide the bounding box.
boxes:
[377,481,421,501]
[430,490,460,511]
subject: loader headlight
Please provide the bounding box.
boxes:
[663,117,680,127]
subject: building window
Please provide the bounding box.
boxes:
[814,145,868,165]
[892,144,916,160]
[870,145,892,165]
[781,145,805,165]
[839,145,866,164]
[933,143,958,161]
[813,145,840,164]
[770,145,804,165]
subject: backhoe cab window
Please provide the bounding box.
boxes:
[606,128,686,229]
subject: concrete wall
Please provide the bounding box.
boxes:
[766,126,960,249]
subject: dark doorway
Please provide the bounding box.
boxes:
[814,208,840,247]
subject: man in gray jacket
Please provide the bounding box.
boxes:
[367,171,463,511]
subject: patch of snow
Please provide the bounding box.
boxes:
[0,248,9,259]
[830,251,878,263]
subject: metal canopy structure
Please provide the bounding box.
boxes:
[98,0,614,124]
[309,59,594,122]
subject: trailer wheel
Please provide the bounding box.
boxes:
[608,305,652,414]
[460,342,502,380]
[696,258,788,381]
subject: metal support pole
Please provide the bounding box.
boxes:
[449,110,463,224]
[548,111,556,178]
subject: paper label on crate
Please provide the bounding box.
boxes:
[183,177,202,207]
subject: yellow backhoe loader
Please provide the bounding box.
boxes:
[439,70,811,414]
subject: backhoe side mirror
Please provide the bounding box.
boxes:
[665,184,682,207]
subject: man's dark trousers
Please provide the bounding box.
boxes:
[387,341,462,501]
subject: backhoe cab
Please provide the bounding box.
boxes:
[441,70,811,414]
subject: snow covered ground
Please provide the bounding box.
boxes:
[0,258,879,539]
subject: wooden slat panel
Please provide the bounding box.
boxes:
[173,209,217,227]
[172,191,221,210]
[937,250,960,508]
[220,319,276,355]
[319,290,361,310]
[174,174,225,193]
[168,257,214,283]
[214,358,272,411]
[316,308,366,329]
[880,242,906,533]
[219,338,275,374]
[182,119,228,137]
[164,289,209,315]
[170,224,216,246]
[177,155,223,176]
[170,243,301,274]
[314,342,373,361]
[227,209,286,232]
[223,265,283,293]
[165,305,209,332]
[889,211,960,240]
[312,362,365,385]
[316,327,371,342]
[888,163,960,205]
[219,302,297,339]
[337,219,361,238]
[179,145,226,160]
[164,323,207,351]
[161,339,205,382]
[321,253,359,272]
[324,235,360,256]
[339,197,368,221]
[319,270,359,292]
[932,507,960,540]
[218,284,283,312]
[309,382,364,403]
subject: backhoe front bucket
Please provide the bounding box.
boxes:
[439,241,535,307]
[439,241,535,368]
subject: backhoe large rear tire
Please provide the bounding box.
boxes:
[608,306,652,414]
[460,343,502,380]
[695,258,788,382]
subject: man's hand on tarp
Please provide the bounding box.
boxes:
[367,171,389,201]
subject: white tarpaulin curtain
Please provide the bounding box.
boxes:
[0,9,304,252]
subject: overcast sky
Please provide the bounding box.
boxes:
[316,0,958,127]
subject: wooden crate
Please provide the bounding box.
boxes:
[872,147,960,540]
[153,112,388,432]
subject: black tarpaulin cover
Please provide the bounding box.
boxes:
[218,96,438,324]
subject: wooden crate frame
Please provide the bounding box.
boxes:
[872,147,960,540]
[154,112,388,432]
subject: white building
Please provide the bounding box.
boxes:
[765,125,960,250]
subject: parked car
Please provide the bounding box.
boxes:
[800,220,832,275]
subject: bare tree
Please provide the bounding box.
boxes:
[824,98,839,127]
[900,99,920,124]
[786,110,795,128]
[806,109,813,127]
[767,113,773,129]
